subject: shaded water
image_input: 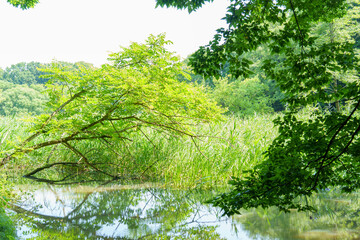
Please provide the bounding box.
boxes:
[7,183,360,240]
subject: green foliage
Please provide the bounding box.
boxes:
[155,0,214,13]
[181,56,285,113]
[0,82,48,116]
[0,61,95,116]
[1,61,93,86]
[180,0,348,79]
[163,114,277,189]
[0,173,16,240]
[0,80,14,91]
[2,62,40,85]
[6,0,39,9]
[158,0,360,215]
[0,210,16,240]
[0,112,277,189]
[1,34,223,182]
[210,76,273,116]
[37,34,221,139]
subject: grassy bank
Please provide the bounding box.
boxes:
[0,114,278,189]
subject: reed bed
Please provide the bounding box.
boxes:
[158,114,278,189]
[0,114,279,189]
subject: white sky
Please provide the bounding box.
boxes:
[0,0,229,69]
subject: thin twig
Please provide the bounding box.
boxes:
[191,136,208,160]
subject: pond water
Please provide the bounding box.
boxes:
[7,183,360,240]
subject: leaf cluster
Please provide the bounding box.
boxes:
[210,106,360,215]
[7,0,39,9]
[187,0,348,78]
[155,0,213,13]
[0,81,48,116]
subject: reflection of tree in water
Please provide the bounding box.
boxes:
[10,183,227,239]
[234,190,360,240]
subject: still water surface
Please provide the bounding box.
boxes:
[8,183,360,239]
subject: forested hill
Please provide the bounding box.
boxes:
[0,61,94,85]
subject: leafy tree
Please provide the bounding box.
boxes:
[210,76,273,116]
[3,63,36,85]
[181,50,285,113]
[158,0,360,215]
[310,1,360,111]
[0,83,48,116]
[2,62,49,85]
[0,34,223,181]
[2,62,92,86]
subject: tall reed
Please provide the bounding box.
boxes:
[0,114,279,189]
[159,114,278,189]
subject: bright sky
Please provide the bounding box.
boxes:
[0,0,229,69]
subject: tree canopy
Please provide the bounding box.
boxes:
[0,82,47,116]
[1,62,48,85]
[158,0,360,215]
[0,61,96,116]
[1,34,223,183]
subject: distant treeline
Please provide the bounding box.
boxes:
[0,61,93,116]
[0,60,286,117]
[0,59,286,117]
[0,61,94,85]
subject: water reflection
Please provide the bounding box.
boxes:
[8,184,360,240]
[10,184,233,239]
[235,190,360,240]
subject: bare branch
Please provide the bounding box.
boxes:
[23,162,80,177]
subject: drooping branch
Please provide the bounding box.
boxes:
[24,162,80,177]
[1,89,87,167]
[21,89,88,147]
[309,98,360,190]
[109,116,197,138]
[62,142,117,179]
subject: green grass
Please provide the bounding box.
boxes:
[158,114,278,188]
[0,113,278,189]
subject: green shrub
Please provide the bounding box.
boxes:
[210,76,273,116]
